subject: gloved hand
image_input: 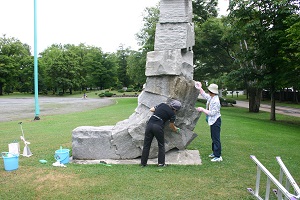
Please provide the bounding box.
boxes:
[176,128,180,133]
[195,81,202,90]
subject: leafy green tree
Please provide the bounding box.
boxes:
[84,46,117,90]
[40,44,81,94]
[64,43,89,92]
[18,55,34,93]
[193,17,237,84]
[0,35,31,95]
[101,53,118,89]
[284,17,300,103]
[136,5,159,53]
[116,45,131,88]
[40,45,62,94]
[192,0,218,24]
[127,50,147,89]
[60,46,81,94]
[192,0,230,86]
[128,5,159,90]
[228,0,300,120]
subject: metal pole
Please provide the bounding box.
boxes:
[34,0,40,120]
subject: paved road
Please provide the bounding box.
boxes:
[235,100,300,117]
[0,97,115,122]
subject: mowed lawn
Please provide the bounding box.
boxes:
[0,97,299,200]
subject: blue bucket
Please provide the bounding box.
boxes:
[2,152,19,171]
[54,149,70,164]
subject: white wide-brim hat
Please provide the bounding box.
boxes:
[207,84,219,94]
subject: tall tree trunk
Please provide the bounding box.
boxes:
[270,84,276,121]
[248,87,261,112]
[293,87,298,104]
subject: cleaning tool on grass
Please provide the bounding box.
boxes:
[19,122,32,157]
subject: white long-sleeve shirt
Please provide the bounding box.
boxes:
[201,92,221,125]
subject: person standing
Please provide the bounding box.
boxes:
[195,81,222,162]
[141,100,181,167]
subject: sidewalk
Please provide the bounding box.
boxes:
[235,100,300,117]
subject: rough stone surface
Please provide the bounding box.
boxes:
[154,23,195,51]
[159,0,193,23]
[72,126,118,160]
[72,81,200,160]
[72,0,200,161]
[146,49,194,80]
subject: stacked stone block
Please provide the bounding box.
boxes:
[72,0,200,160]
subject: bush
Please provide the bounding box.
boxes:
[104,92,113,97]
[98,93,105,98]
[42,90,48,95]
[220,97,236,106]
[226,98,236,105]
[126,88,134,92]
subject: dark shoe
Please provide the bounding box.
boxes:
[141,164,147,168]
[158,164,168,167]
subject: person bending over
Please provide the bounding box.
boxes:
[141,100,181,167]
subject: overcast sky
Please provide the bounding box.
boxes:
[0,0,229,54]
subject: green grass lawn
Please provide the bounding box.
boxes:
[0,98,299,199]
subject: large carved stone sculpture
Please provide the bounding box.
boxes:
[72,0,200,160]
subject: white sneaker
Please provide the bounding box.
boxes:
[211,156,223,162]
[208,153,215,158]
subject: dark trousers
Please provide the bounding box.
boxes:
[210,117,222,158]
[141,122,165,165]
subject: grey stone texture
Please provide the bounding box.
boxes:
[154,0,194,51]
[159,0,193,23]
[154,23,195,51]
[72,0,200,161]
[72,78,200,160]
[146,49,194,80]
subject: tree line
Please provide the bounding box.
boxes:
[0,38,141,95]
[1,0,299,121]
[193,0,299,120]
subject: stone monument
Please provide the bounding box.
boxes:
[72,0,200,160]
